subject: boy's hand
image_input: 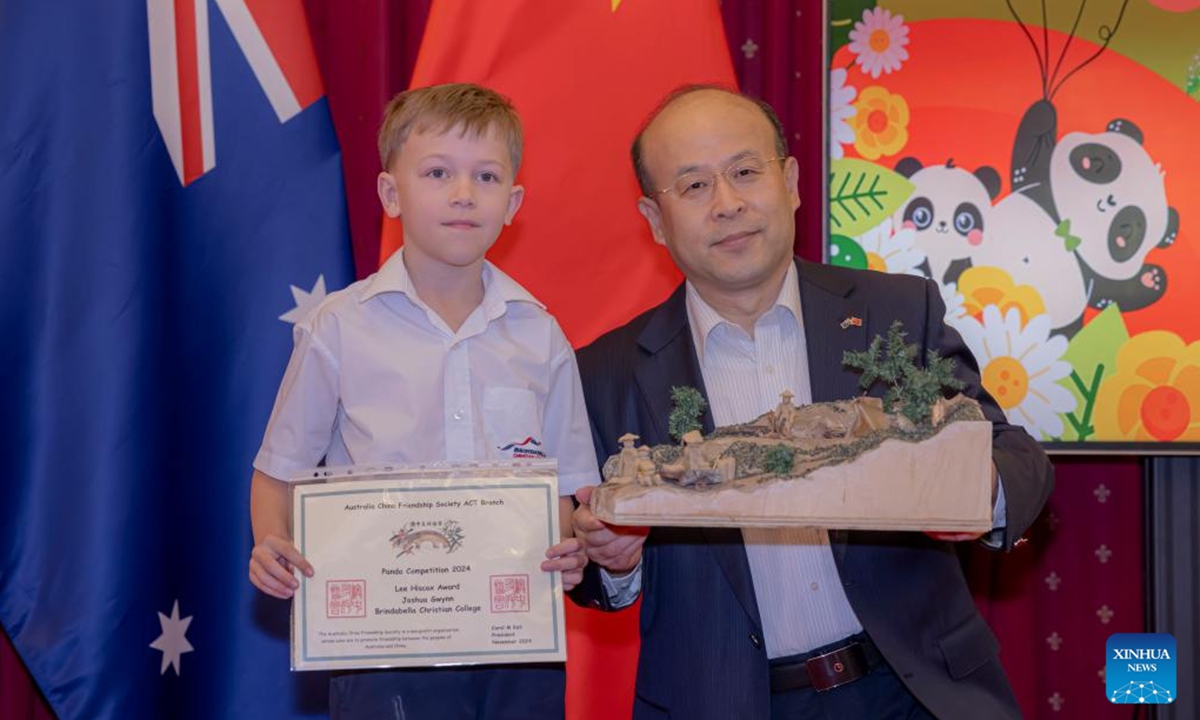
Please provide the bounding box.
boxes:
[572,485,648,575]
[249,533,314,599]
[542,538,588,592]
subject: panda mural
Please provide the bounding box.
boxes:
[973,191,1090,336]
[1007,98,1180,334]
[892,149,1092,337]
[891,158,1001,286]
[826,0,1199,448]
[1045,118,1179,311]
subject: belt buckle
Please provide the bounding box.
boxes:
[804,642,866,693]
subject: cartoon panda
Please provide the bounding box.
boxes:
[1010,101,1180,317]
[892,158,1002,286]
[1048,120,1179,313]
[974,191,1090,336]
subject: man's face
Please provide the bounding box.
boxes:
[377,124,523,272]
[637,90,800,300]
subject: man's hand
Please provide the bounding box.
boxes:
[924,531,986,542]
[249,533,313,599]
[542,538,588,591]
[572,485,649,574]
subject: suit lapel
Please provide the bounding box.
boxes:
[797,260,867,562]
[798,260,869,404]
[631,285,713,443]
[633,285,762,630]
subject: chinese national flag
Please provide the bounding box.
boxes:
[381,0,734,348]
[381,1,735,718]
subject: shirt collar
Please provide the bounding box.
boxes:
[361,247,544,314]
[685,261,801,364]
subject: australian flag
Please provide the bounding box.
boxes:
[0,1,352,717]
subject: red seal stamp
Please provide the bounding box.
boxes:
[490,574,530,613]
[326,579,366,618]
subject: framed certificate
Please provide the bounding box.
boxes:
[289,461,565,671]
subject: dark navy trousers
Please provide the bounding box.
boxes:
[770,661,937,720]
[330,665,564,720]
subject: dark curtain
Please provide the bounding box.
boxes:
[0,3,1146,718]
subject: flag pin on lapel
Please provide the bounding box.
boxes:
[840,316,862,329]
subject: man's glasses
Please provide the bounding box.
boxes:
[653,156,785,203]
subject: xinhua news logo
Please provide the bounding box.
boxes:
[1107,633,1176,705]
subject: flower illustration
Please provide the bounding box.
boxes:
[1094,331,1200,442]
[847,7,910,79]
[957,266,1045,328]
[829,68,858,160]
[851,86,909,160]
[854,217,924,275]
[955,306,1077,439]
[940,282,967,326]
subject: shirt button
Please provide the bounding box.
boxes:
[452,410,464,421]
[810,582,819,591]
[765,365,775,374]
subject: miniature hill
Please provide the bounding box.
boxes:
[589,321,995,531]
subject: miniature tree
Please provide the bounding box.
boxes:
[843,320,965,426]
[763,444,794,475]
[668,386,707,441]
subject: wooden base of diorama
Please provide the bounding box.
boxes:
[590,421,994,531]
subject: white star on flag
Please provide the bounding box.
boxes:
[279,274,327,325]
[149,600,194,676]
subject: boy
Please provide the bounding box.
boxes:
[248,83,598,719]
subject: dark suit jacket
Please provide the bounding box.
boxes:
[571,259,1053,720]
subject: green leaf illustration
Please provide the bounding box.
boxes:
[828,234,868,269]
[1057,305,1129,442]
[828,158,915,238]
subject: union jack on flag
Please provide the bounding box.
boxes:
[148,0,325,184]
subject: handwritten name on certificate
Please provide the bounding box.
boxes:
[290,464,564,671]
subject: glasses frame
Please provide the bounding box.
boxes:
[650,156,787,201]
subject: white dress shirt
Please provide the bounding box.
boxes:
[254,249,600,496]
[686,263,863,658]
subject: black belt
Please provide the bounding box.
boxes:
[768,635,884,694]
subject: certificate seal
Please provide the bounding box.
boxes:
[326,579,366,618]
[490,574,530,613]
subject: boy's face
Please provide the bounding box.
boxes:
[377,124,523,271]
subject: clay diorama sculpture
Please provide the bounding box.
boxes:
[590,322,995,531]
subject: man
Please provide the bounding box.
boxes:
[569,86,1053,720]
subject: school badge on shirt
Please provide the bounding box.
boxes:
[497,437,547,459]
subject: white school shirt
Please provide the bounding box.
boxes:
[253,249,599,496]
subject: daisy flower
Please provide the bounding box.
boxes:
[848,7,910,79]
[940,282,967,327]
[854,217,924,276]
[955,306,1077,440]
[829,68,858,160]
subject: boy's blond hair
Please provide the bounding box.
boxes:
[377,83,523,173]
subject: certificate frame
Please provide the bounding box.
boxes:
[289,461,565,671]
